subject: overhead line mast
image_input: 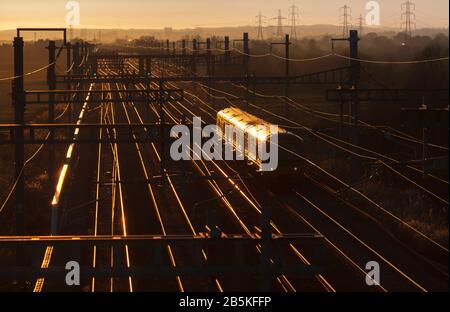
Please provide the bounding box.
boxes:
[256,12,267,41]
[401,0,416,36]
[288,5,300,40]
[273,9,287,38]
[340,5,352,37]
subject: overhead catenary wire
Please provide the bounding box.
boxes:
[334,53,450,64]
[195,45,449,64]
[65,60,76,73]
[166,64,450,290]
[0,78,80,215]
[0,45,65,81]
[190,81,449,248]
[287,97,449,152]
[204,79,448,166]
[131,42,449,65]
[280,145,450,253]
[128,49,450,291]
[232,48,335,62]
[134,57,446,288]
[228,81,449,153]
[225,83,450,195]
[0,104,70,214]
[358,65,449,152]
[147,68,329,292]
[237,88,450,200]
[315,127,449,186]
[193,60,450,252]
[0,62,57,81]
[209,78,448,160]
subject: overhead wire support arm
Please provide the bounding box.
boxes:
[17,28,68,45]
[0,123,184,145]
[23,89,184,105]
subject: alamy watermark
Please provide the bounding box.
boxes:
[365,261,381,286]
[170,117,280,172]
[65,261,81,286]
[65,1,81,26]
[365,1,381,26]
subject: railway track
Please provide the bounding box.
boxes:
[124,62,340,291]
[222,83,449,202]
[111,67,292,291]
[142,59,448,292]
[15,50,446,293]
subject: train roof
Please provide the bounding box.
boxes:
[217,107,286,141]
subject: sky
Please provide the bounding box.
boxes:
[0,0,448,30]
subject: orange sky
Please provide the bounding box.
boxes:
[0,0,448,30]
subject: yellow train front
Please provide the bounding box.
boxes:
[217,107,303,177]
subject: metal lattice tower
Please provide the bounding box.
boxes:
[357,14,364,37]
[340,5,352,37]
[256,12,267,40]
[401,0,416,36]
[273,9,286,38]
[288,5,300,40]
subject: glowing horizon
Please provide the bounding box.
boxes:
[0,0,448,31]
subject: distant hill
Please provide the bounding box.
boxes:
[0,25,448,43]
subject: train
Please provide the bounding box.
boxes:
[217,107,303,176]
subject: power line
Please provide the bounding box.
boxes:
[0,100,73,215]
[0,46,65,81]
[334,53,449,64]
[401,0,416,36]
[288,5,300,40]
[340,5,352,37]
[226,47,449,64]
[272,9,287,38]
[255,12,267,41]
[232,47,333,61]
[357,14,365,36]
[209,83,450,217]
